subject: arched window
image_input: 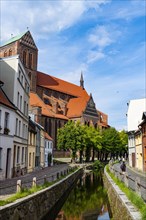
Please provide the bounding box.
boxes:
[28,72,32,90]
[28,53,33,69]
[4,51,7,57]
[23,51,27,66]
[28,72,31,80]
[9,49,12,56]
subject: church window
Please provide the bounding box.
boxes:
[9,49,12,56]
[28,53,33,69]
[23,51,27,66]
[28,72,31,80]
[44,98,49,105]
[4,51,7,57]
[28,72,32,90]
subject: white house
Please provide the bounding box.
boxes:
[0,56,30,177]
[44,132,53,167]
[0,81,16,179]
[127,98,146,167]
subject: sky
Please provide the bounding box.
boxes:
[1,0,146,130]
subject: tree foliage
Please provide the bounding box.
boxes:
[57,121,128,161]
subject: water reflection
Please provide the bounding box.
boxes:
[55,172,110,220]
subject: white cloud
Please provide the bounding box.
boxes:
[88,25,121,49]
[87,50,105,63]
[1,0,109,42]
[114,0,146,20]
[89,26,112,48]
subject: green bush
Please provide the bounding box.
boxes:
[93,160,104,171]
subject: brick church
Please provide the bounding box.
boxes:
[0,31,109,149]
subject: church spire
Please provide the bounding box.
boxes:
[80,71,84,89]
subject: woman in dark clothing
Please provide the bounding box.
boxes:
[120,161,126,172]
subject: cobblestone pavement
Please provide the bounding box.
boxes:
[0,164,70,196]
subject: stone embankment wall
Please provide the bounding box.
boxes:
[0,168,83,220]
[104,167,141,220]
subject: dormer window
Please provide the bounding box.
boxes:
[4,51,7,57]
[9,49,12,56]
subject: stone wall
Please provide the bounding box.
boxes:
[0,168,83,220]
[104,168,141,220]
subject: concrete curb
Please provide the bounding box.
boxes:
[104,167,141,220]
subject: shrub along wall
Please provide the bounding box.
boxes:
[0,168,83,220]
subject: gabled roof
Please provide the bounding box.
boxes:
[67,96,89,118]
[37,71,89,98]
[1,31,27,46]
[0,88,16,110]
[1,31,38,49]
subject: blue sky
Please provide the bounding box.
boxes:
[1,0,146,130]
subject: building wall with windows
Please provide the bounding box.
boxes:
[0,56,30,177]
[128,131,135,167]
[135,130,143,171]
[0,87,16,179]
[127,99,146,168]
[0,31,38,92]
[44,132,53,167]
[40,128,45,168]
[28,118,37,173]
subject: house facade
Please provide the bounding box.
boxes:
[135,129,143,171]
[127,98,146,169]
[139,112,146,171]
[0,56,30,176]
[44,132,53,167]
[0,82,16,179]
[28,118,37,173]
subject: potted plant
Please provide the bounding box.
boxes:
[4,127,10,135]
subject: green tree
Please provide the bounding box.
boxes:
[84,126,102,162]
[101,127,121,160]
[119,130,128,158]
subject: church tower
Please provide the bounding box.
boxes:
[0,31,38,92]
[80,71,84,89]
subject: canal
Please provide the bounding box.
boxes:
[53,171,111,220]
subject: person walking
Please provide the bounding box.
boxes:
[120,159,126,173]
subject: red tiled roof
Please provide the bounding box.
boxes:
[0,89,15,110]
[37,71,89,98]
[30,92,68,120]
[67,96,89,118]
[37,71,90,118]
[44,132,53,141]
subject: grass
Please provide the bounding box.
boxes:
[0,167,77,206]
[106,165,146,220]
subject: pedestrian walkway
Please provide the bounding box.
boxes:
[113,162,146,201]
[114,163,146,185]
[0,164,70,197]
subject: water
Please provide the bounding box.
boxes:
[55,171,110,220]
